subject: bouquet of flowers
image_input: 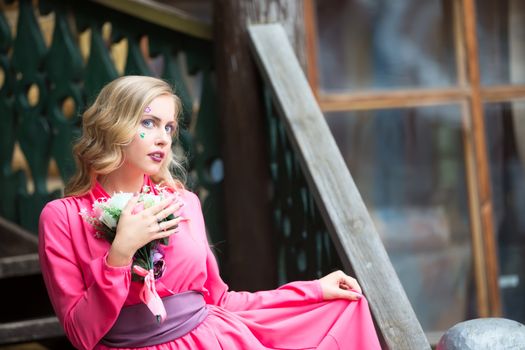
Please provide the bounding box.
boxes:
[80,185,180,322]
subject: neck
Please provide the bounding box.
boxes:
[98,169,145,194]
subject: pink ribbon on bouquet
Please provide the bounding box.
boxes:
[133,265,167,323]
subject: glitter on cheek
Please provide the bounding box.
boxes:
[139,132,145,139]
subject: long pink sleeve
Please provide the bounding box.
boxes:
[203,243,323,312]
[39,200,132,350]
[185,193,323,312]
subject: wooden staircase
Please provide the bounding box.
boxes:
[0,218,70,348]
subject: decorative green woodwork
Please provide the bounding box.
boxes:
[0,1,223,250]
[12,0,54,234]
[0,9,22,224]
[45,6,84,181]
[80,25,119,101]
[263,89,343,284]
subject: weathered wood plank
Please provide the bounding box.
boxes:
[319,88,470,111]
[0,216,38,257]
[248,23,430,349]
[0,253,40,278]
[0,317,63,344]
[91,0,212,39]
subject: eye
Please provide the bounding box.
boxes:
[165,124,175,134]
[141,119,154,128]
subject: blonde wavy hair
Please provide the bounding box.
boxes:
[65,75,186,196]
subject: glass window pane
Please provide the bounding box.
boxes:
[484,101,525,324]
[476,1,525,85]
[315,0,457,92]
[326,105,473,332]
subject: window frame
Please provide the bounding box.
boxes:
[304,0,525,320]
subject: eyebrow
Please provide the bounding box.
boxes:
[143,115,176,124]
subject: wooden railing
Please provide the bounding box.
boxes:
[248,23,431,349]
[0,0,222,239]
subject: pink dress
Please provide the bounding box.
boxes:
[39,177,381,350]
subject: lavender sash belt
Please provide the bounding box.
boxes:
[101,291,208,347]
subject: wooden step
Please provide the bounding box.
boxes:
[0,253,40,279]
[0,317,63,345]
[0,217,40,278]
[0,217,65,346]
[0,216,38,255]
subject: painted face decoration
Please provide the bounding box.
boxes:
[121,96,176,176]
[139,107,151,139]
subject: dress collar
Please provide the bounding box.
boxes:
[91,174,152,199]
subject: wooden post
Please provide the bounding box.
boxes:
[213,0,306,290]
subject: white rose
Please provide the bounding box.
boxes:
[107,192,134,210]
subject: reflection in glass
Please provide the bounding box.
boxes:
[315,0,457,92]
[484,101,525,324]
[476,1,525,85]
[326,105,472,332]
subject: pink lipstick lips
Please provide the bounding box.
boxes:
[148,152,165,162]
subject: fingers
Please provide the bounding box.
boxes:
[133,198,182,229]
[148,197,176,216]
[339,273,362,294]
[158,216,186,231]
[333,288,362,301]
[320,270,364,301]
[142,197,182,221]
[155,200,184,222]
[151,216,187,235]
[152,227,179,241]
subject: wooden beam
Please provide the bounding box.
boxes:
[0,216,38,255]
[319,88,470,111]
[0,253,40,278]
[248,23,430,350]
[317,86,525,113]
[303,0,319,99]
[213,0,309,291]
[481,85,525,102]
[463,0,501,316]
[0,317,63,345]
[91,0,212,40]
[453,0,490,320]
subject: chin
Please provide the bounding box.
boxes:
[143,166,163,176]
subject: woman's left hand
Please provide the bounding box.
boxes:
[319,270,363,301]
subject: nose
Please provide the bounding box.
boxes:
[154,130,171,146]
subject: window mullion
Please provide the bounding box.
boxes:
[463,0,502,317]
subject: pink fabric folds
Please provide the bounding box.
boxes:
[133,265,167,323]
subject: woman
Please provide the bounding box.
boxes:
[39,75,381,350]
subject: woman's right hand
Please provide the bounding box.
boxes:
[107,195,184,267]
